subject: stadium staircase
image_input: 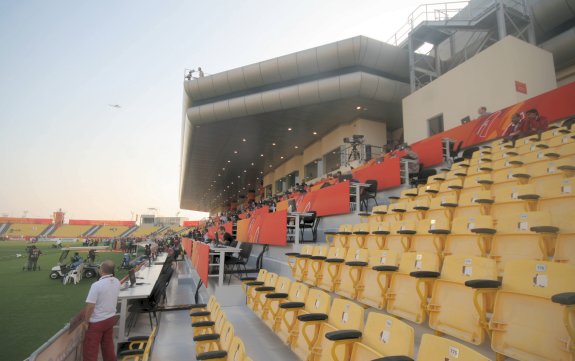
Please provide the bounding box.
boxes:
[120,225,138,237]
[0,223,8,236]
[84,225,101,237]
[152,225,170,237]
[40,224,56,237]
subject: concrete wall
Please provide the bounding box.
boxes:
[265,118,387,193]
[403,36,557,144]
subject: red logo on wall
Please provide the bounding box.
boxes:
[515,81,527,94]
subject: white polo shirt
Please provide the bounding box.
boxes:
[86,274,121,322]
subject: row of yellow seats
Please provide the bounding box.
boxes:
[5,223,48,237]
[283,250,575,361]
[189,296,252,361]
[241,269,492,361]
[322,209,574,272]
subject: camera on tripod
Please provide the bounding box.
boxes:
[343,134,365,145]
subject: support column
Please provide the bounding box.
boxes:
[496,0,507,40]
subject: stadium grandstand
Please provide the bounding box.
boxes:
[26,1,575,361]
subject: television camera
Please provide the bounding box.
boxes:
[343,135,365,162]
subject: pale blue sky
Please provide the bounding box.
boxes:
[0,0,427,221]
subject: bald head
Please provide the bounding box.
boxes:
[100,260,115,276]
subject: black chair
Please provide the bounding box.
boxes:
[224,243,252,284]
[412,167,437,187]
[299,211,318,242]
[360,180,378,211]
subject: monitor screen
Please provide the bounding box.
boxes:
[129,269,136,287]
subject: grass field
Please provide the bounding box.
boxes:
[0,240,131,361]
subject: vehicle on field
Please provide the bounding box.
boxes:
[49,246,109,280]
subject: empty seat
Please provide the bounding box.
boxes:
[254,276,291,318]
[247,272,279,312]
[444,215,495,257]
[526,157,575,183]
[306,298,365,361]
[356,250,400,309]
[489,182,535,219]
[490,260,575,361]
[325,224,353,248]
[348,312,414,361]
[386,252,441,324]
[240,269,268,295]
[363,222,390,250]
[409,218,450,255]
[428,255,499,345]
[286,245,313,281]
[490,211,557,276]
[384,220,416,255]
[302,246,329,286]
[316,247,348,292]
[347,223,370,249]
[261,281,309,331]
[417,334,491,361]
[335,248,370,300]
[452,190,493,219]
[289,289,332,358]
[424,195,456,222]
[402,196,431,221]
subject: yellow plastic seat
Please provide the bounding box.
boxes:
[363,222,389,250]
[424,195,456,222]
[348,312,414,361]
[386,252,441,324]
[526,157,575,183]
[402,196,431,221]
[384,220,416,255]
[247,272,279,312]
[545,141,575,158]
[490,211,557,276]
[118,327,157,361]
[325,224,353,248]
[427,255,499,345]
[194,316,232,354]
[437,178,463,196]
[316,247,348,292]
[347,223,370,249]
[311,298,365,361]
[546,133,575,148]
[452,190,493,219]
[223,336,247,361]
[261,281,309,331]
[418,334,491,361]
[241,269,268,295]
[303,246,329,286]
[255,276,291,318]
[444,215,495,257]
[528,176,575,264]
[489,182,536,219]
[356,250,400,309]
[335,248,370,300]
[289,289,332,359]
[490,165,529,193]
[286,245,313,281]
[490,260,575,361]
[409,218,450,255]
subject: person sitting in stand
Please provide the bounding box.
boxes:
[524,108,549,140]
[502,113,526,147]
[216,226,234,246]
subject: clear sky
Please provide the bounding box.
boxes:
[0,0,428,221]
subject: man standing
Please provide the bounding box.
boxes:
[27,245,42,271]
[83,260,121,361]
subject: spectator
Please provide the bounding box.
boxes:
[523,108,549,141]
[478,106,491,118]
[82,260,121,361]
[217,226,234,246]
[198,67,205,77]
[502,113,526,147]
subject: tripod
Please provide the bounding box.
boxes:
[348,144,361,163]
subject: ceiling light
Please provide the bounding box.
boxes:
[313,131,317,135]
[280,156,284,159]
[294,145,299,149]
[218,174,221,176]
[233,150,238,154]
[242,138,246,142]
[260,154,264,157]
[269,165,272,168]
[251,162,254,166]
[243,170,247,173]
[227,160,231,163]
[356,106,362,110]
[272,142,276,146]
[287,128,292,131]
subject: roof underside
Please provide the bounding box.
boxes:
[180,36,411,212]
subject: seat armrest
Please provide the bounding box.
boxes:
[245,281,264,286]
[188,303,207,309]
[338,231,352,235]
[240,277,257,282]
[325,258,345,263]
[285,252,300,256]
[127,335,150,342]
[191,320,215,328]
[429,229,450,235]
[397,230,416,235]
[190,311,211,317]
[371,230,390,235]
[295,254,313,259]
[371,356,414,361]
[410,271,440,278]
[279,301,305,309]
[518,194,540,200]
[193,333,220,342]
[266,292,289,299]
[255,286,275,292]
[464,279,502,289]
[372,211,388,214]
[345,261,368,267]
[530,226,559,233]
[413,206,430,210]
[372,265,398,272]
[551,292,575,305]
[297,313,328,322]
[353,231,370,235]
[119,349,145,357]
[358,212,371,217]
[470,227,496,235]
[475,198,494,204]
[196,350,228,360]
[311,256,327,260]
[477,179,494,185]
[558,165,575,171]
[325,329,362,341]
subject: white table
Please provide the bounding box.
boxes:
[288,212,314,252]
[208,245,241,287]
[117,264,163,341]
[350,182,370,215]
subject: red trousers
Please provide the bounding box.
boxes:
[83,316,117,361]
